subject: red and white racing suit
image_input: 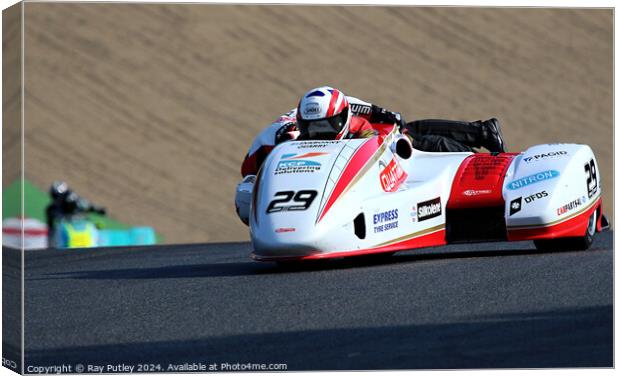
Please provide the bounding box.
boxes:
[241,97,391,177]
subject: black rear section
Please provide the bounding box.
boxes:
[446,207,507,243]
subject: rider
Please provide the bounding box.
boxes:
[241,86,505,177]
[45,181,106,247]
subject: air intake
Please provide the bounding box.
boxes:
[354,213,366,239]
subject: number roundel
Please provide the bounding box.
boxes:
[266,190,318,214]
[585,158,598,198]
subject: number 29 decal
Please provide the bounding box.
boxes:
[266,190,318,214]
[584,158,598,198]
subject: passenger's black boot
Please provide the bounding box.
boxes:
[480,118,506,153]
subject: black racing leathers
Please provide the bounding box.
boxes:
[403,119,489,153]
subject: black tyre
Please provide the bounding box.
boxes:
[534,208,597,251]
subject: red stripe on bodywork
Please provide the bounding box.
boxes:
[447,153,518,209]
[251,227,446,262]
[507,197,601,241]
[317,138,382,222]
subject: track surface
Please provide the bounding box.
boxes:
[23,233,613,370]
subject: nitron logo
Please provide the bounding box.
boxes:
[507,170,559,190]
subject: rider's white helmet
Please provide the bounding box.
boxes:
[296,86,352,140]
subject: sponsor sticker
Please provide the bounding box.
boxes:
[296,140,340,149]
[509,197,522,216]
[506,170,559,190]
[303,102,321,117]
[275,152,328,174]
[556,196,586,216]
[523,150,568,163]
[463,189,492,196]
[379,158,407,192]
[524,190,549,204]
[373,209,399,233]
[417,197,442,221]
[275,228,296,233]
[350,104,372,115]
[509,190,549,216]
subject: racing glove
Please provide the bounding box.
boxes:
[274,122,299,144]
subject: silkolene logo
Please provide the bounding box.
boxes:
[417,197,441,221]
[379,158,407,192]
[507,170,559,190]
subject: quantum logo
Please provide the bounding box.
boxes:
[507,170,559,190]
[379,158,407,192]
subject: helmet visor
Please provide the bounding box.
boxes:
[298,108,348,139]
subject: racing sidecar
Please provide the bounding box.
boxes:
[235,124,608,262]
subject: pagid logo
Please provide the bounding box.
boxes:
[507,170,559,190]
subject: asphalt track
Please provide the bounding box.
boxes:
[18,232,613,371]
